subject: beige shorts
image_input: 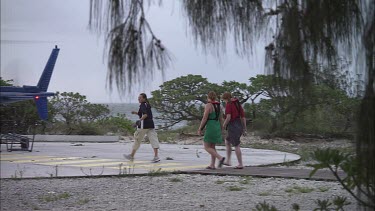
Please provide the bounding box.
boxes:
[132,128,160,151]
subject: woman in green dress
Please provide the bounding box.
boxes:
[197,91,225,169]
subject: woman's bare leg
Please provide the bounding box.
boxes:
[210,144,217,167]
[204,142,223,161]
[225,139,232,165]
[234,145,243,168]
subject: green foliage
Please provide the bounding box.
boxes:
[253,201,278,211]
[49,92,110,134]
[248,75,287,99]
[332,196,351,210]
[150,74,223,128]
[74,122,103,135]
[285,186,314,194]
[356,69,375,209]
[291,203,300,211]
[313,197,351,211]
[50,92,109,123]
[150,74,268,128]
[157,121,200,143]
[313,199,332,211]
[308,148,358,188]
[89,0,172,94]
[97,115,135,135]
[77,198,90,205]
[0,100,40,134]
[258,196,351,210]
[309,148,374,209]
[0,81,38,134]
[82,103,110,122]
[0,77,14,86]
[239,176,252,185]
[221,80,252,103]
[227,186,244,191]
[249,77,360,136]
[258,191,271,196]
[295,186,314,194]
[49,92,89,133]
[40,192,71,202]
[151,74,359,135]
[157,131,178,143]
[0,89,134,135]
[147,168,170,176]
[318,187,330,193]
[169,177,183,182]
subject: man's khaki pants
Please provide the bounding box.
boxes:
[133,128,160,151]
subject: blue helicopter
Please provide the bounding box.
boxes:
[0,46,60,120]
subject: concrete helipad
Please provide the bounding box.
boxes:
[0,142,300,178]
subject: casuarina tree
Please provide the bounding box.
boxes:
[89,1,374,208]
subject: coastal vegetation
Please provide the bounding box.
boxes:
[0,83,134,136]
[151,74,360,139]
[1,73,359,139]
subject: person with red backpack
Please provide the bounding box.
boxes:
[222,92,247,169]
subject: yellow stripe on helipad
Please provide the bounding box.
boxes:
[0,154,32,157]
[40,159,115,165]
[0,156,53,161]
[0,154,17,157]
[70,160,150,167]
[11,157,81,163]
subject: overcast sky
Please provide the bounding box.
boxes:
[1,0,267,103]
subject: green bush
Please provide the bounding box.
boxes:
[248,93,359,139]
[97,115,135,135]
[75,122,104,135]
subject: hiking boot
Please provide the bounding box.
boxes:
[151,156,160,163]
[123,154,134,161]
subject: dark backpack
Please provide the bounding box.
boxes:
[208,102,221,121]
[229,99,242,119]
[202,102,221,129]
